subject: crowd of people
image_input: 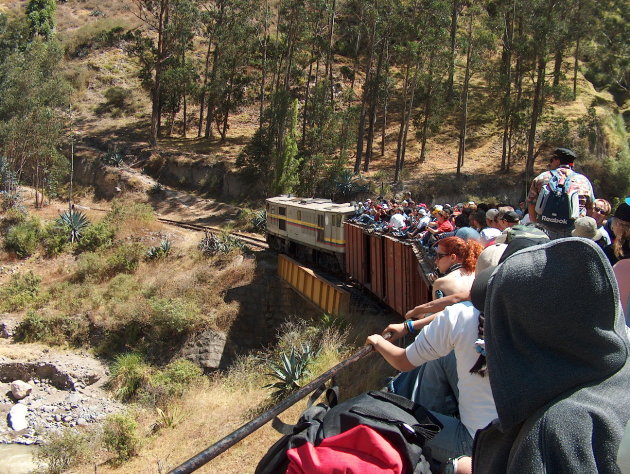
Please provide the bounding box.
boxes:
[363,148,630,473]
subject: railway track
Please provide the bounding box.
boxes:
[84,207,268,249]
[156,217,268,249]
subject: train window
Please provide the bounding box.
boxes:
[279,207,286,216]
[297,211,301,220]
[325,215,329,225]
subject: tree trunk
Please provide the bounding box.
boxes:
[380,38,390,157]
[364,39,386,172]
[456,14,473,177]
[260,0,269,128]
[526,54,547,176]
[354,16,376,174]
[500,4,514,171]
[327,0,336,104]
[198,36,213,137]
[394,63,411,182]
[302,57,314,147]
[446,0,459,103]
[552,47,563,87]
[573,35,580,100]
[419,53,435,163]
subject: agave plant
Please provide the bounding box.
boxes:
[146,239,172,260]
[251,209,267,233]
[57,209,89,243]
[198,231,244,256]
[264,344,318,399]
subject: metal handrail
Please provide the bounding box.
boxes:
[169,335,391,473]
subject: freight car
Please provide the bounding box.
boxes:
[266,195,433,316]
[266,195,356,272]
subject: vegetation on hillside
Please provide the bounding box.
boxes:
[0,0,626,206]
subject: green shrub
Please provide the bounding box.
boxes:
[104,274,140,302]
[1,207,27,225]
[13,311,89,346]
[75,219,116,253]
[109,353,152,402]
[74,244,144,282]
[147,297,200,341]
[107,243,144,274]
[0,271,41,311]
[264,344,317,399]
[105,200,155,227]
[5,216,42,257]
[41,222,71,257]
[36,428,91,474]
[143,359,202,406]
[103,413,139,463]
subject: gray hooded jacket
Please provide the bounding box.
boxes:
[472,238,630,473]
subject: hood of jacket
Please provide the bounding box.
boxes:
[484,237,629,431]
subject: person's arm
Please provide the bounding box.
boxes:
[366,334,415,371]
[405,291,470,319]
[527,203,537,224]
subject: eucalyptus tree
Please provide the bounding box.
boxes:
[0,39,71,206]
[128,0,173,147]
[26,0,56,40]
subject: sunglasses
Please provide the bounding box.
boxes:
[435,252,451,260]
[593,207,608,215]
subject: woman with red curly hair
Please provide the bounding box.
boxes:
[432,236,483,300]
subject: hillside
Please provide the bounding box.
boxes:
[2,0,627,205]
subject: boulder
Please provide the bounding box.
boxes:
[9,404,28,431]
[177,329,227,370]
[10,380,32,400]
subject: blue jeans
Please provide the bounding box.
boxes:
[390,352,470,462]
[425,411,473,463]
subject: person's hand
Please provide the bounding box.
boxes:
[366,334,384,349]
[382,323,405,342]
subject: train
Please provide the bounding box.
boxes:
[266,195,433,316]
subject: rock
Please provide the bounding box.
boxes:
[63,416,72,423]
[9,404,28,431]
[76,418,87,426]
[54,414,61,422]
[10,381,33,400]
[177,329,227,370]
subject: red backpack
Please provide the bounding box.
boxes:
[255,388,441,474]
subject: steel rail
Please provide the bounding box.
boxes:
[169,335,391,474]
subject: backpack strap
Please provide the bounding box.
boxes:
[271,383,338,435]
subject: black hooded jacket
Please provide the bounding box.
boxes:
[472,238,630,473]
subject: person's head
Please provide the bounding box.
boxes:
[612,203,630,259]
[497,210,520,231]
[462,201,477,216]
[590,198,612,226]
[436,210,450,222]
[484,239,628,431]
[434,236,484,274]
[571,216,603,242]
[486,209,500,229]
[454,213,469,228]
[549,147,577,169]
[470,209,487,230]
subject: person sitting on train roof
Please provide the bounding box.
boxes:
[367,266,499,466]
[460,238,630,474]
[426,210,455,236]
[588,197,612,245]
[431,237,483,301]
[480,209,502,247]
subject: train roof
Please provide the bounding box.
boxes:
[267,195,355,213]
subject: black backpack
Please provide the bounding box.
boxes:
[255,387,441,474]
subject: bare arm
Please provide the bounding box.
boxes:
[528,203,537,224]
[366,334,415,372]
[405,291,470,319]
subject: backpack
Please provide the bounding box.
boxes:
[255,387,442,474]
[534,169,580,229]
